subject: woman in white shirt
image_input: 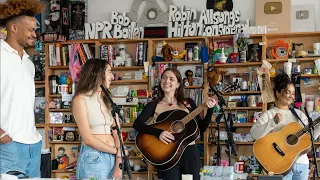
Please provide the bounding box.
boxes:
[250,72,320,180]
[72,59,122,180]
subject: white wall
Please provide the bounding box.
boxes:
[87,0,320,31]
[291,0,320,31]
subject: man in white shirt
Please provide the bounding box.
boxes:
[0,0,45,178]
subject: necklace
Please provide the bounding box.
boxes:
[162,99,177,106]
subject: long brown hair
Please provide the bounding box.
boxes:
[158,68,185,105]
[72,58,111,109]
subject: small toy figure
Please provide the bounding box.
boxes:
[72,4,85,30]
[44,0,61,33]
[58,155,69,170]
[56,147,66,162]
[161,41,174,61]
[172,47,187,61]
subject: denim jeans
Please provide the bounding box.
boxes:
[0,140,42,178]
[283,163,309,180]
[76,144,115,180]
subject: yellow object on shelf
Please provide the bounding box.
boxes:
[270,66,276,77]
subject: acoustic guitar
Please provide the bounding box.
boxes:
[253,116,320,175]
[135,82,239,171]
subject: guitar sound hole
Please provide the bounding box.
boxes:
[286,134,298,145]
[170,121,185,133]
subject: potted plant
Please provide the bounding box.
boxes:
[234,33,250,62]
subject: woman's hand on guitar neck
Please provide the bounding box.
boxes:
[206,97,216,108]
[159,131,175,144]
[274,113,282,124]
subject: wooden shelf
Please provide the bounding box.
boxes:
[124,141,136,144]
[266,31,320,38]
[151,36,206,42]
[211,142,254,145]
[210,123,254,128]
[155,61,202,65]
[196,141,204,144]
[35,123,45,128]
[209,91,261,96]
[48,66,69,70]
[112,66,144,71]
[266,57,320,63]
[213,34,263,40]
[129,156,143,159]
[122,123,133,127]
[49,109,71,112]
[49,94,61,98]
[184,86,202,89]
[111,79,148,84]
[301,74,319,78]
[51,170,76,173]
[49,141,81,144]
[113,96,148,99]
[308,158,320,161]
[35,81,45,84]
[213,62,262,67]
[49,123,77,127]
[225,107,263,111]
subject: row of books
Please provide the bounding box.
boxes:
[48,43,94,66]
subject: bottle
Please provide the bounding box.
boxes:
[291,43,296,58]
[193,45,199,60]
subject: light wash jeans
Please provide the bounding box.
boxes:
[76,143,115,180]
[0,140,42,178]
[283,163,309,180]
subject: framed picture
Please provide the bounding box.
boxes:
[195,66,203,77]
[62,8,69,25]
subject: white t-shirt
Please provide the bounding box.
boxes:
[251,107,320,164]
[1,39,42,144]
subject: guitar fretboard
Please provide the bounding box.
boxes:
[295,116,320,138]
[181,104,207,125]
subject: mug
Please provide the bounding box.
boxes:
[247,95,257,107]
[234,161,244,173]
[313,43,320,55]
[58,84,69,95]
[306,101,314,112]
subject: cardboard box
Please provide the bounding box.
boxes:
[256,0,291,33]
[291,5,316,32]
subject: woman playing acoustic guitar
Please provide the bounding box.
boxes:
[133,68,216,180]
[250,72,320,179]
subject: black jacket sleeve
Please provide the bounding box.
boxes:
[187,98,213,133]
[133,101,164,138]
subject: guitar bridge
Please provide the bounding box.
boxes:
[273,142,285,156]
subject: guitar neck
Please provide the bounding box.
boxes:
[180,104,208,125]
[297,116,320,137]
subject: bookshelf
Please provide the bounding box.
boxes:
[42,32,320,179]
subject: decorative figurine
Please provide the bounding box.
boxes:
[161,41,174,61]
[44,0,62,33]
[71,4,85,31]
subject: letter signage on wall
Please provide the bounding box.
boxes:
[168,5,250,37]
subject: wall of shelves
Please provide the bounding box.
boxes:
[39,32,320,179]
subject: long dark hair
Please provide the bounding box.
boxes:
[158,68,185,105]
[273,70,294,99]
[72,58,111,109]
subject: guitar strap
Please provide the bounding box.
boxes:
[289,108,306,127]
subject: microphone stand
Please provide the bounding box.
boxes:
[100,84,132,180]
[304,107,319,180]
[210,85,237,166]
[224,112,237,165]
